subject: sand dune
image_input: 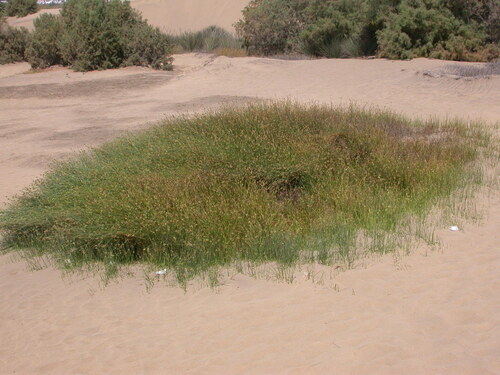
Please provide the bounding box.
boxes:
[131,0,250,33]
[6,0,250,32]
[5,9,60,31]
[0,55,499,374]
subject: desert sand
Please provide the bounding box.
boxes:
[131,0,250,33]
[7,0,249,33]
[1,2,500,373]
[1,53,499,375]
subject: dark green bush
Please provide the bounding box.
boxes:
[235,0,306,55]
[26,0,173,71]
[235,0,499,61]
[300,1,367,58]
[26,13,64,68]
[5,0,38,18]
[0,18,30,64]
[376,0,497,61]
[445,0,499,43]
[123,21,173,69]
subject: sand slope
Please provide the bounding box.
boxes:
[131,0,250,33]
[5,9,60,31]
[0,55,499,374]
[6,0,249,32]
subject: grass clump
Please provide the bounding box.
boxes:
[170,25,245,56]
[0,103,490,284]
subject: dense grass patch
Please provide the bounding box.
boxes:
[169,25,246,56]
[0,103,490,284]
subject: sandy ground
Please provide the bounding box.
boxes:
[0,54,499,374]
[6,0,249,33]
[131,0,250,33]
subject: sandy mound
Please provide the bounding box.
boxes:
[0,55,499,374]
[6,0,250,32]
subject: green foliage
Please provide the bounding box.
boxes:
[26,0,173,71]
[26,13,64,68]
[0,103,489,284]
[5,0,38,17]
[0,18,30,64]
[235,0,499,61]
[171,25,241,53]
[122,21,173,69]
[376,0,496,61]
[235,0,306,55]
[300,1,366,58]
[445,0,499,43]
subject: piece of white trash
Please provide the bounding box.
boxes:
[155,269,167,275]
[449,226,460,231]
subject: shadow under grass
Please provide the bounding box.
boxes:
[0,102,494,288]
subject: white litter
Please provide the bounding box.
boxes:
[449,226,460,232]
[155,269,167,275]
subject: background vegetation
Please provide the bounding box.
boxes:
[28,0,173,70]
[5,0,38,18]
[0,16,30,63]
[3,0,498,68]
[236,0,500,61]
[170,26,240,52]
[0,103,490,285]
[1,0,173,71]
[168,25,247,57]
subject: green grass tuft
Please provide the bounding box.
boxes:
[170,25,243,53]
[0,102,491,285]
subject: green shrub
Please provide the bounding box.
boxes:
[0,18,30,64]
[122,21,173,69]
[235,0,376,56]
[445,0,499,43]
[300,0,368,57]
[26,13,64,68]
[376,0,495,61]
[235,0,306,55]
[0,103,489,284]
[235,0,499,61]
[5,0,38,17]
[26,0,173,71]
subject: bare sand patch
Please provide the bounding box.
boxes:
[0,55,499,374]
[131,0,250,33]
[6,0,250,33]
